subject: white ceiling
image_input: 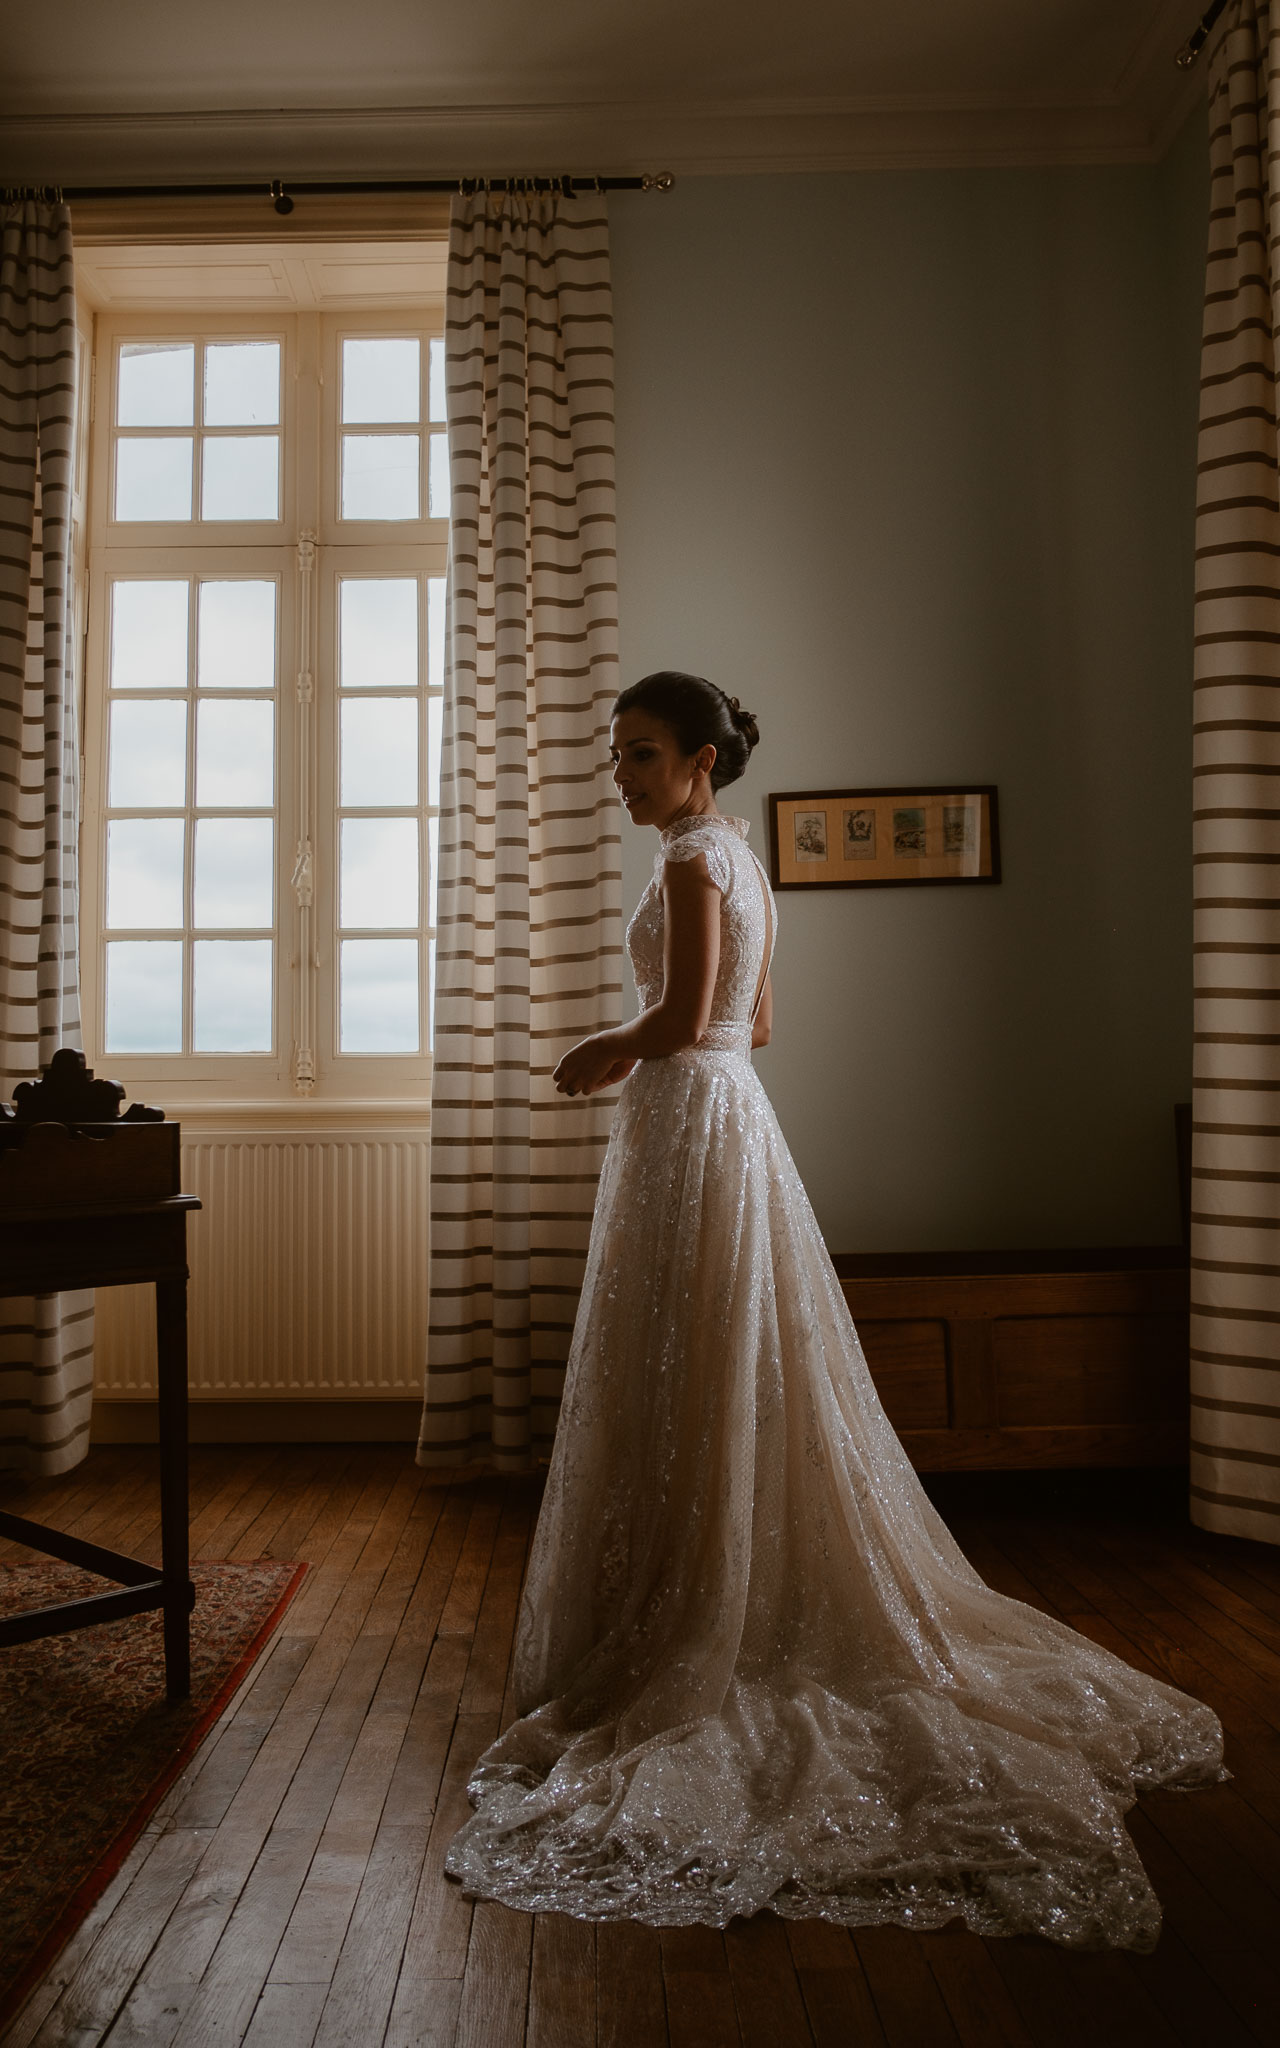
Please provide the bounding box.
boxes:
[2,1,1210,180]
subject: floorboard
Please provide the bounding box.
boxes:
[4,1455,1280,2046]
[784,1922,886,2048]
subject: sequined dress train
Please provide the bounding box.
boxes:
[444,812,1224,1949]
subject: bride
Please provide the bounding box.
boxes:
[444,670,1224,1949]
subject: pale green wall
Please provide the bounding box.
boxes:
[610,111,1209,1252]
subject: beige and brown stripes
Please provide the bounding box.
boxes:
[1191,4,1280,1544]
[416,190,621,1471]
[0,197,92,1475]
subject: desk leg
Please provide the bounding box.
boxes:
[156,1274,192,1700]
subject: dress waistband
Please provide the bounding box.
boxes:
[690,1022,753,1053]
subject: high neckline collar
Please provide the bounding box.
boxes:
[659,813,749,845]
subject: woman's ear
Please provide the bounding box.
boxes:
[695,744,717,781]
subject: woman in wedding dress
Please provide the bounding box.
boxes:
[445,671,1224,1949]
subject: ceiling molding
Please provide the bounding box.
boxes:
[0,3,1212,180]
[0,81,1209,185]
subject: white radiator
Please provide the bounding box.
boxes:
[94,1117,432,1399]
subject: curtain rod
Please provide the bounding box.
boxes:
[1176,0,1227,68]
[53,174,674,214]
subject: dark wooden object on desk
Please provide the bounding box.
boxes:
[836,1246,1189,1471]
[0,1051,199,1698]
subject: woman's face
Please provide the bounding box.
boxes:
[609,708,716,829]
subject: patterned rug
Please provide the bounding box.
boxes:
[0,1557,307,2028]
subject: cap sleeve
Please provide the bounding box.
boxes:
[661,829,731,895]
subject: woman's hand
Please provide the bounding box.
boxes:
[553,1035,638,1097]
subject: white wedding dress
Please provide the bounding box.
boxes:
[445,811,1224,1949]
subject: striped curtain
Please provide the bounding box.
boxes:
[1192,5,1280,1545]
[0,196,92,1475]
[417,190,622,1470]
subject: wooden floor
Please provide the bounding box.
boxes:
[3,1448,1280,2048]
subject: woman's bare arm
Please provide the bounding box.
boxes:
[599,853,720,1060]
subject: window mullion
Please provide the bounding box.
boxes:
[288,310,322,1096]
[183,578,197,1053]
[292,530,319,1092]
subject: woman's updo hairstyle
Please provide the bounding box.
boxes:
[612,670,760,792]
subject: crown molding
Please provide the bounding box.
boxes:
[0,83,1209,183]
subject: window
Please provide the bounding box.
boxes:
[81,299,447,1104]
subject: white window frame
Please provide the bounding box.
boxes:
[80,303,447,1109]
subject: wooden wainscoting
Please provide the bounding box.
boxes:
[834,1247,1189,1471]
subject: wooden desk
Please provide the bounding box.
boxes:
[0,1192,200,1698]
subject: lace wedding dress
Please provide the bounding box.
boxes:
[445,811,1224,1949]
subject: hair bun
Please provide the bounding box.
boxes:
[726,695,760,749]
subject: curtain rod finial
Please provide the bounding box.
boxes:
[641,172,675,193]
[1176,0,1228,69]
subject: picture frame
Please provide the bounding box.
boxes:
[767,785,1000,890]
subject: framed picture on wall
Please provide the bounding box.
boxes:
[767,785,1000,890]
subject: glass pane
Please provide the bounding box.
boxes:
[115,436,193,521]
[197,699,274,807]
[193,818,273,928]
[427,935,436,1050]
[205,342,280,425]
[106,819,185,929]
[427,576,445,691]
[202,435,279,520]
[341,938,419,1052]
[341,698,418,806]
[193,940,272,1051]
[109,699,187,808]
[340,578,417,688]
[198,581,276,689]
[428,336,445,423]
[111,580,188,689]
[428,432,450,520]
[117,342,194,426]
[427,694,442,811]
[342,338,419,423]
[105,941,182,1053]
[428,814,439,929]
[340,817,418,929]
[341,434,419,520]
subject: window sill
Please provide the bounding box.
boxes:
[140,1097,432,1132]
